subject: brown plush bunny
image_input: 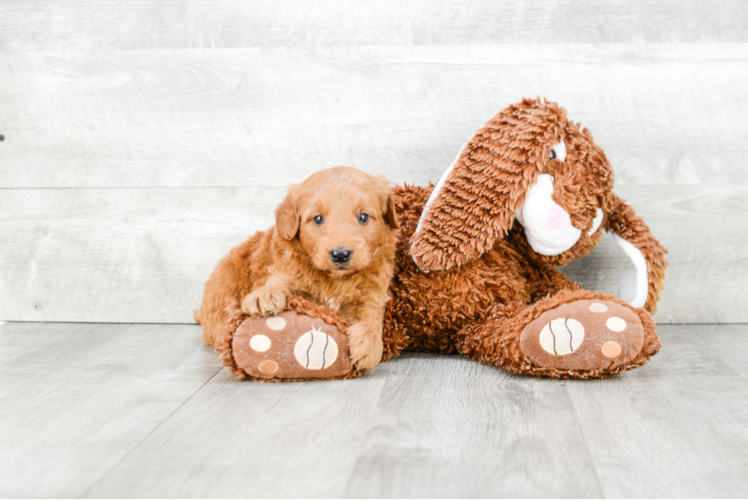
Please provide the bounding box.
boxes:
[382,98,668,379]
[220,98,667,380]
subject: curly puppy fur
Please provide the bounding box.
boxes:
[381,98,667,378]
[197,166,399,370]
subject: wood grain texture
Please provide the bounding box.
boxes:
[85,361,388,498]
[0,186,280,323]
[0,0,745,51]
[565,324,748,497]
[1,45,747,188]
[341,356,601,498]
[2,322,746,497]
[87,355,603,498]
[0,322,219,498]
[1,184,745,324]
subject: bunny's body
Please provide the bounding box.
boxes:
[380,99,667,378]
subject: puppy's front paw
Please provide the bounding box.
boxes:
[241,287,287,317]
[347,322,383,370]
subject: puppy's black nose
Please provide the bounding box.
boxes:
[330,248,353,264]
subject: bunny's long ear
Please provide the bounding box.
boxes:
[410,99,566,271]
[604,193,668,313]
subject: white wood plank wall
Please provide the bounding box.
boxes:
[0,1,746,324]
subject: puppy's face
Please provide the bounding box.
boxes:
[275,166,399,277]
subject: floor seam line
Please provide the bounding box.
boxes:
[77,366,224,497]
[564,384,606,498]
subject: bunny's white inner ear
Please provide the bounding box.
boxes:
[414,143,467,236]
[613,234,648,308]
[589,208,604,235]
[412,143,468,266]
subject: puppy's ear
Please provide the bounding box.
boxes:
[275,185,300,240]
[383,193,399,229]
[373,175,399,229]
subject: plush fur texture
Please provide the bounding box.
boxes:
[380,98,668,378]
[197,166,399,370]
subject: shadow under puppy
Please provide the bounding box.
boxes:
[196,166,399,369]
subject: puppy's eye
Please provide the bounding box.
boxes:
[313,215,324,225]
[358,213,369,224]
[550,140,567,162]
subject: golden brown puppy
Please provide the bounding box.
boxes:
[196,166,399,369]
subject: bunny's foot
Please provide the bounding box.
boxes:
[216,296,360,381]
[456,290,660,379]
[520,298,646,373]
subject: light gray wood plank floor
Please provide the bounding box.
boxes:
[1,322,747,498]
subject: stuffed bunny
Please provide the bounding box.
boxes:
[382,98,668,378]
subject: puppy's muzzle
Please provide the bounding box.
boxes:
[329,248,353,265]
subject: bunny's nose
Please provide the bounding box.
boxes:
[547,204,572,230]
[330,248,353,264]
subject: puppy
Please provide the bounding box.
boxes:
[196,166,399,369]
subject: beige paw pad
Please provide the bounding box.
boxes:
[539,318,584,355]
[249,334,271,352]
[601,341,622,358]
[589,303,608,313]
[294,326,339,370]
[258,360,278,374]
[266,316,286,330]
[606,317,627,332]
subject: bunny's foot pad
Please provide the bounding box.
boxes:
[216,296,361,382]
[520,299,645,372]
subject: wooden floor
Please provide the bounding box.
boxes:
[1,322,747,498]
